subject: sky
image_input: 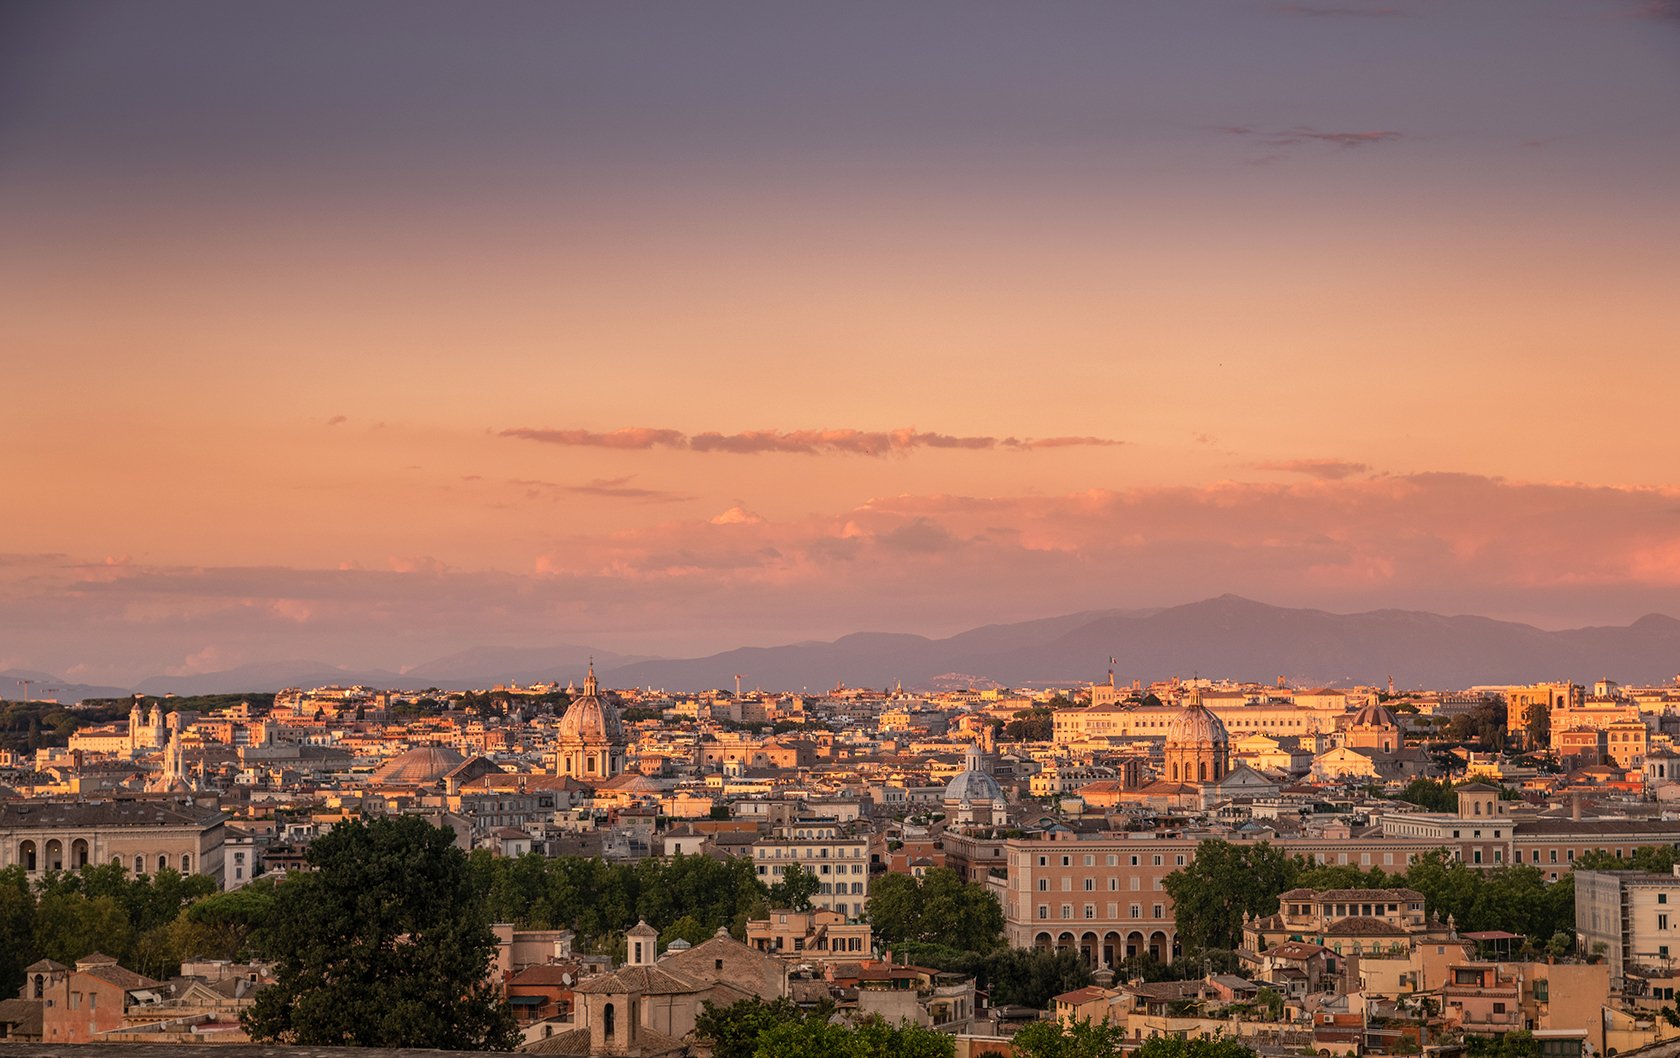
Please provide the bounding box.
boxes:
[3,1,1679,685]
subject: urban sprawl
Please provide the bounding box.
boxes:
[3,666,1680,1057]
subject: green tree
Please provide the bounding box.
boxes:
[659,914,711,950]
[1011,1017,1131,1057]
[751,1015,954,1058]
[182,881,278,960]
[985,947,1093,1008]
[1134,1035,1260,1058]
[0,866,35,995]
[1005,708,1055,742]
[242,816,519,1050]
[696,996,818,1058]
[1163,841,1294,952]
[866,868,1004,951]
[1577,846,1679,872]
[768,863,821,912]
[1394,778,1459,813]
[32,891,134,966]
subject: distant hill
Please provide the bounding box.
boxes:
[123,645,653,697]
[2,668,134,705]
[400,644,655,689]
[31,596,1680,698]
[597,596,1680,691]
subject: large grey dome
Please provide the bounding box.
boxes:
[371,745,466,785]
[558,664,623,743]
[1167,701,1229,745]
[945,747,1004,804]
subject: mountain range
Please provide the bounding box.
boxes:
[9,596,1680,699]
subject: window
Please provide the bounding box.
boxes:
[1039,905,1049,920]
[1038,879,1049,891]
[1085,905,1096,919]
[1084,878,1094,891]
[1154,904,1164,918]
[1062,904,1072,919]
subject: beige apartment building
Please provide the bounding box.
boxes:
[1576,868,1680,989]
[750,817,871,919]
[1001,835,1451,967]
[745,908,872,962]
[1053,699,1347,746]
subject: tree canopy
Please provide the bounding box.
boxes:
[1011,1017,1132,1058]
[866,867,1005,952]
[1164,842,1581,958]
[1161,841,1294,953]
[696,998,950,1058]
[768,862,821,912]
[242,815,519,1050]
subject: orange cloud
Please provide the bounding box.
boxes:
[5,473,1680,683]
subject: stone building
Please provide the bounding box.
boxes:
[0,798,226,881]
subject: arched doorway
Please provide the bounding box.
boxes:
[19,841,36,872]
[1103,931,1121,968]
[45,839,63,872]
[1080,932,1098,966]
[71,839,90,869]
[1056,932,1075,953]
[1035,932,1053,951]
[1148,930,1167,962]
[1126,930,1144,960]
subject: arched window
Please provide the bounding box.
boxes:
[181,854,192,872]
[135,855,145,874]
[34,974,45,999]
[603,1002,615,1038]
[158,854,169,872]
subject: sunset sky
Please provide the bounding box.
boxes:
[4,1,1679,684]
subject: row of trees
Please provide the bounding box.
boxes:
[865,867,1006,951]
[698,997,1261,1058]
[696,998,953,1058]
[1163,841,1581,957]
[0,861,273,994]
[467,845,774,951]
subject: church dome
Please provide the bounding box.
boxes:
[944,747,1004,804]
[1167,701,1229,745]
[558,664,623,744]
[1349,703,1399,729]
[372,745,467,785]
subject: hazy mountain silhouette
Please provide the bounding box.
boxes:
[38,597,1680,698]
[600,596,1680,691]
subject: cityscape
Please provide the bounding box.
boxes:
[4,3,1678,1058]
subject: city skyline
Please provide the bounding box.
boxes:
[4,1,1679,682]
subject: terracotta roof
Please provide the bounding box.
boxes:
[571,965,704,996]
